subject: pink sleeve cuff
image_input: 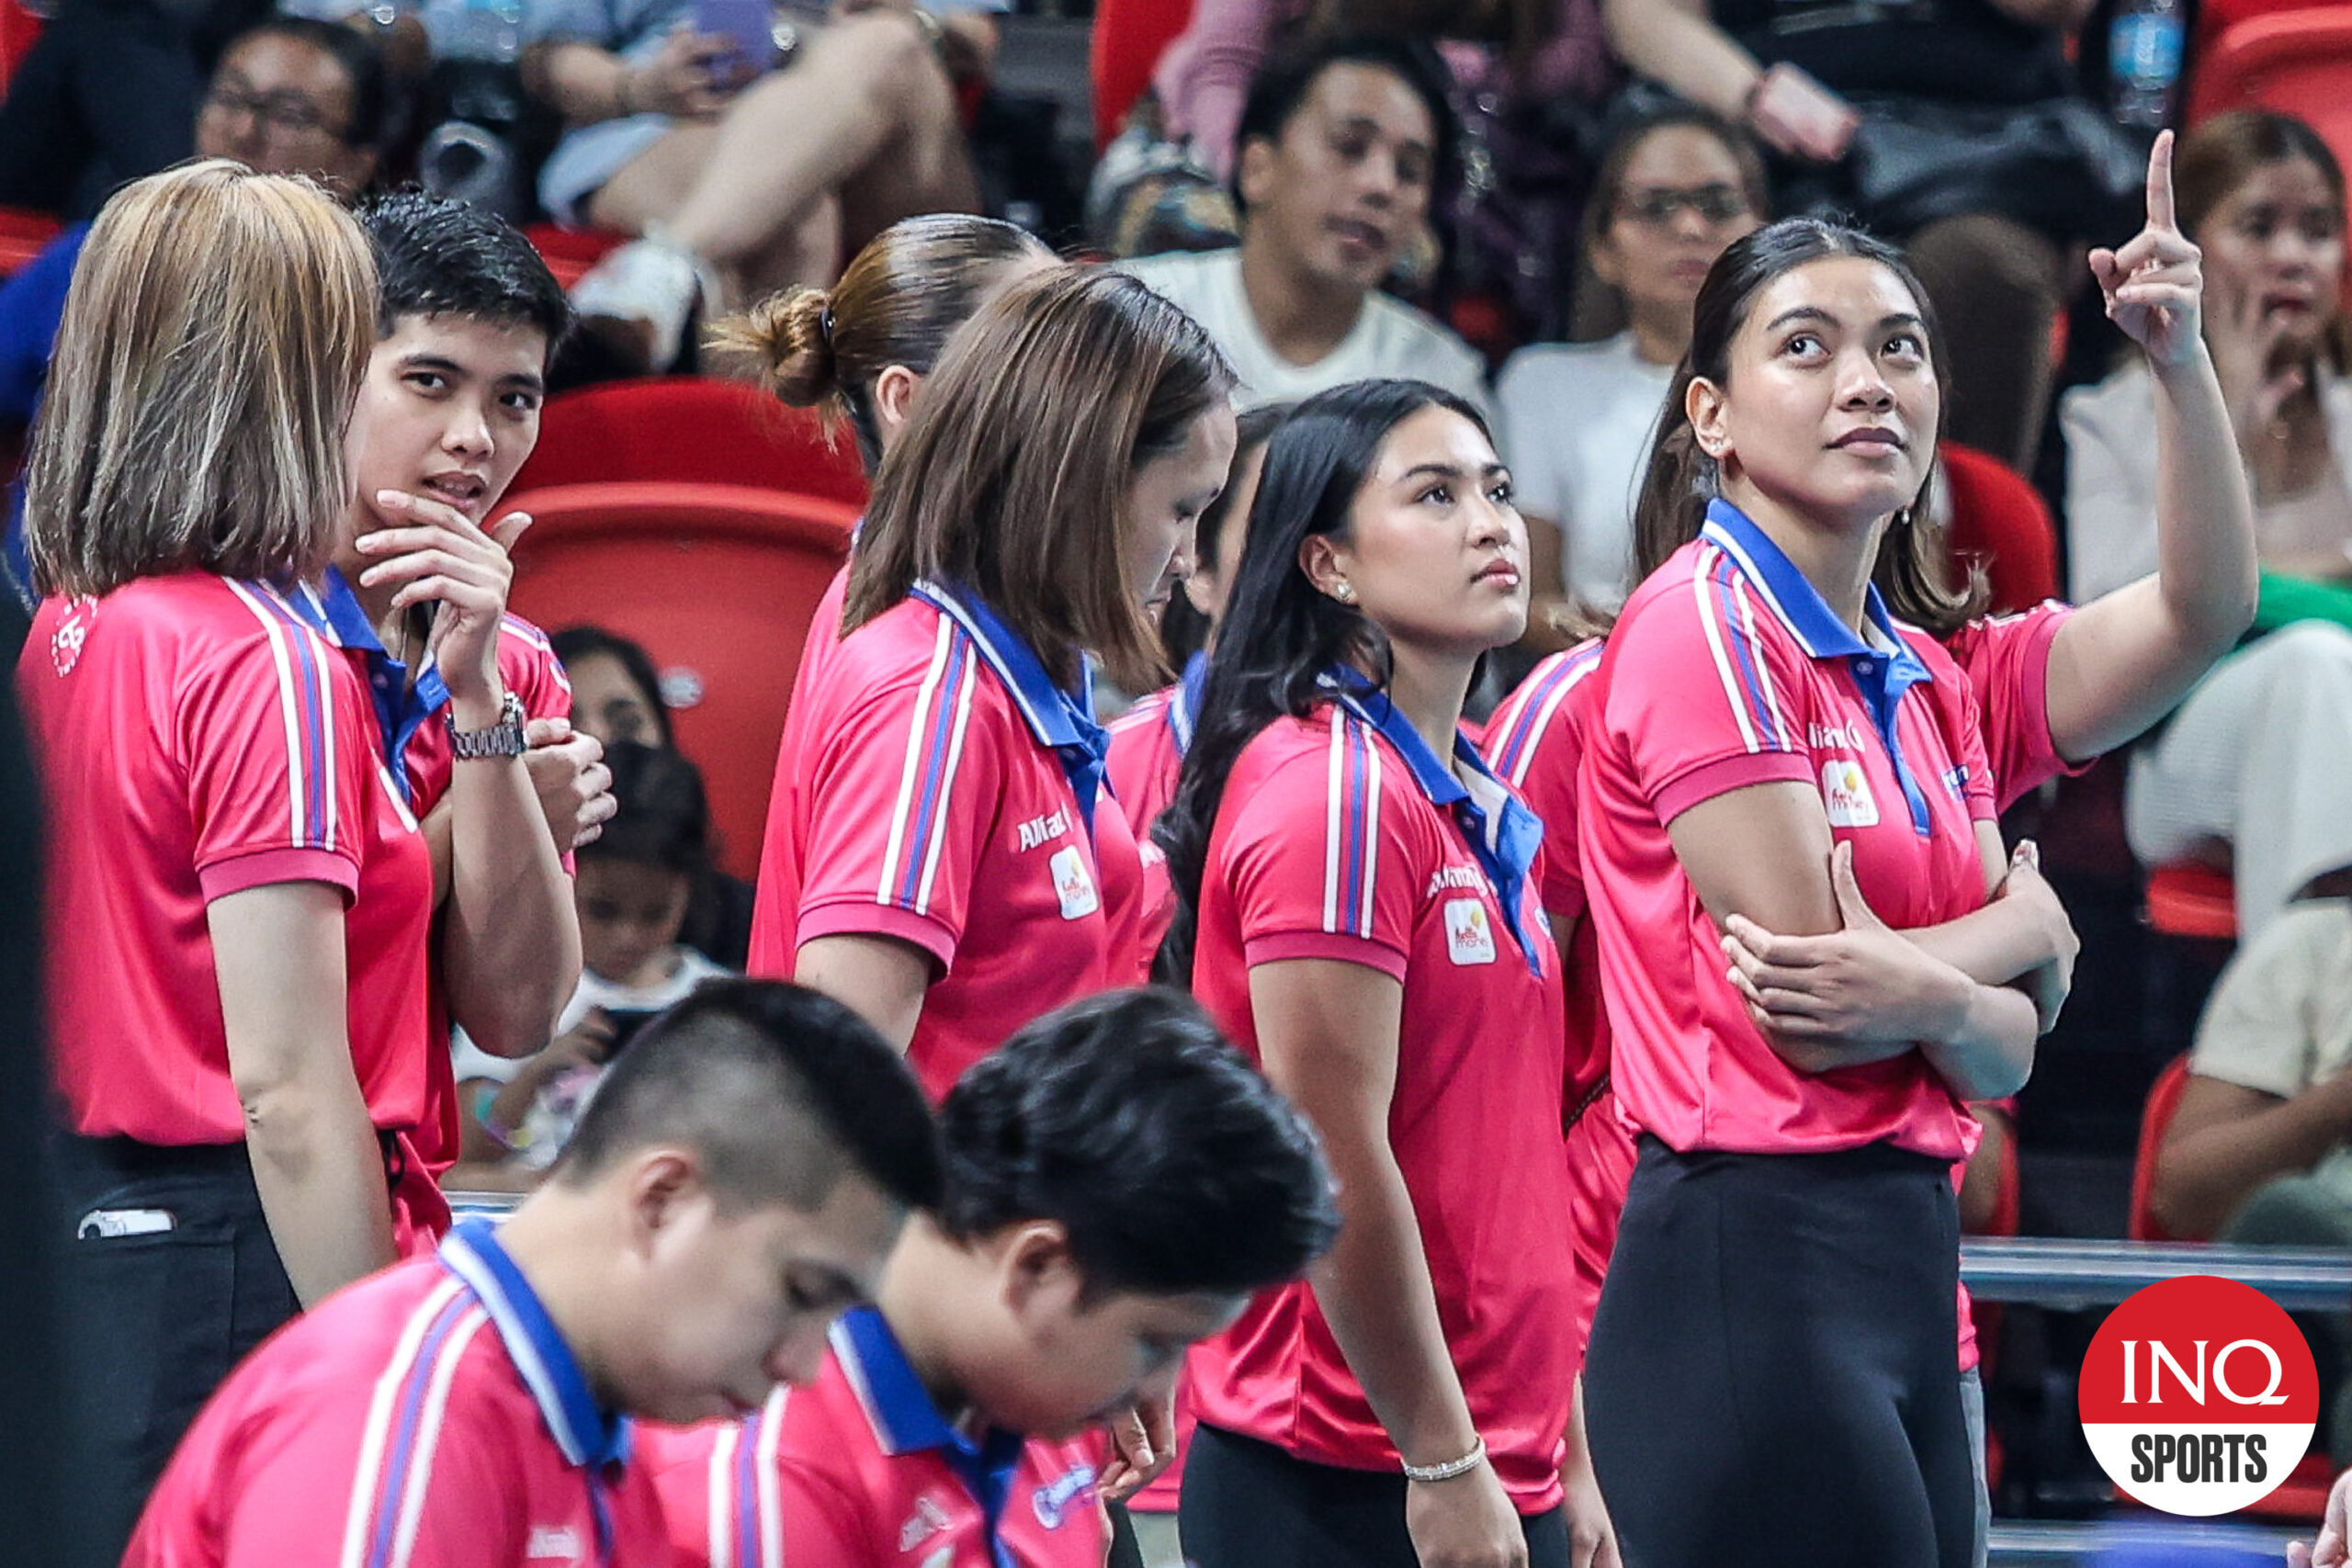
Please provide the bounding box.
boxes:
[1653,750,1817,826]
[198,847,360,905]
[795,897,959,973]
[1243,930,1410,982]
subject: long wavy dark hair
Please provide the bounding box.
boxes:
[1153,378,1488,985]
[1631,216,1984,634]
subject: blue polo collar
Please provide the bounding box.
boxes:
[1329,672,1546,976]
[911,579,1108,837]
[1700,500,1937,835]
[440,1220,630,1472]
[277,567,449,806]
[833,1307,1026,1567]
[1166,650,1209,754]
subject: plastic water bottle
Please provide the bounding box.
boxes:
[432,0,524,63]
[2109,0,2185,131]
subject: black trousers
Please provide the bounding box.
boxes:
[1585,1137,1973,1568]
[50,1134,301,1561]
[1181,1424,1570,1568]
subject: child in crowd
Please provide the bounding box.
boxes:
[459,743,733,1183]
[641,987,1340,1568]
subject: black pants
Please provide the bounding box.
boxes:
[1181,1424,1570,1568]
[51,1135,300,1561]
[1585,1137,1972,1568]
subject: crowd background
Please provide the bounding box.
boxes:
[6,0,2352,1561]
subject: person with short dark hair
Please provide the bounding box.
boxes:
[125,979,940,1568]
[1120,36,1487,418]
[642,987,1340,1568]
[327,190,610,1250]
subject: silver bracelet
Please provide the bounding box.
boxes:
[1401,1436,1487,1483]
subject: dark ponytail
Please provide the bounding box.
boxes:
[1629,217,1984,633]
[1154,378,1485,984]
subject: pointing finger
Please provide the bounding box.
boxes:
[2147,127,2177,232]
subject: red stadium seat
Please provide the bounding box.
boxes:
[1939,442,2061,616]
[0,204,62,277]
[1091,0,1196,151]
[501,480,859,880]
[521,223,625,290]
[2127,1055,2197,1242]
[2187,7,2352,184]
[2146,861,2237,942]
[511,376,870,506]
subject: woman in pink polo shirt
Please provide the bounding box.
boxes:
[15,162,436,1553]
[1578,137,2242,1566]
[1157,379,1577,1568]
[760,266,1235,1102]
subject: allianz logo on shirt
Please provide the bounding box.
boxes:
[1809,720,1871,750]
[1015,807,1072,852]
[1426,864,1484,897]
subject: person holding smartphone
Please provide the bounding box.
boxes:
[521,0,1005,372]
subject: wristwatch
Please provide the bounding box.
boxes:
[447,691,526,761]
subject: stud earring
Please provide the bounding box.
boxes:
[1333,581,1356,604]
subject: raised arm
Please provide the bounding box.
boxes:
[2044,130,2259,761]
[358,494,580,1059]
[1250,957,1528,1568]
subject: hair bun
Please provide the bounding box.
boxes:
[709,286,838,407]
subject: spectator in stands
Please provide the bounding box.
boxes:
[2154,896,2352,1459]
[0,16,388,446]
[16,161,424,1556]
[2294,1465,2352,1567]
[753,267,1235,1107]
[2064,110,2352,941]
[1119,37,1489,417]
[1602,0,2109,475]
[1495,105,1765,639]
[523,0,1001,373]
[553,624,673,749]
[123,980,943,1568]
[0,9,386,220]
[641,987,1342,1568]
[458,743,731,1188]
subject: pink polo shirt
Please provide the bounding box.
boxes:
[1581,502,1997,1161]
[22,575,432,1147]
[642,1308,1108,1568]
[126,1222,665,1568]
[1187,689,1576,1513]
[748,581,1143,1100]
[1942,600,2085,813]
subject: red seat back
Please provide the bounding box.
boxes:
[512,377,871,507]
[1939,441,2060,615]
[1091,0,1197,151]
[2187,7,2352,184]
[0,204,61,277]
[521,223,626,290]
[502,481,859,880]
[2128,1055,2197,1242]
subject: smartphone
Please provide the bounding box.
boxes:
[599,1008,666,1057]
[695,0,778,80]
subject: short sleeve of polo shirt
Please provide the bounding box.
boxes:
[1222,724,1419,982]
[1903,629,2002,827]
[501,615,574,725]
[791,654,1011,971]
[1603,577,1815,825]
[176,623,367,906]
[1941,604,2087,812]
